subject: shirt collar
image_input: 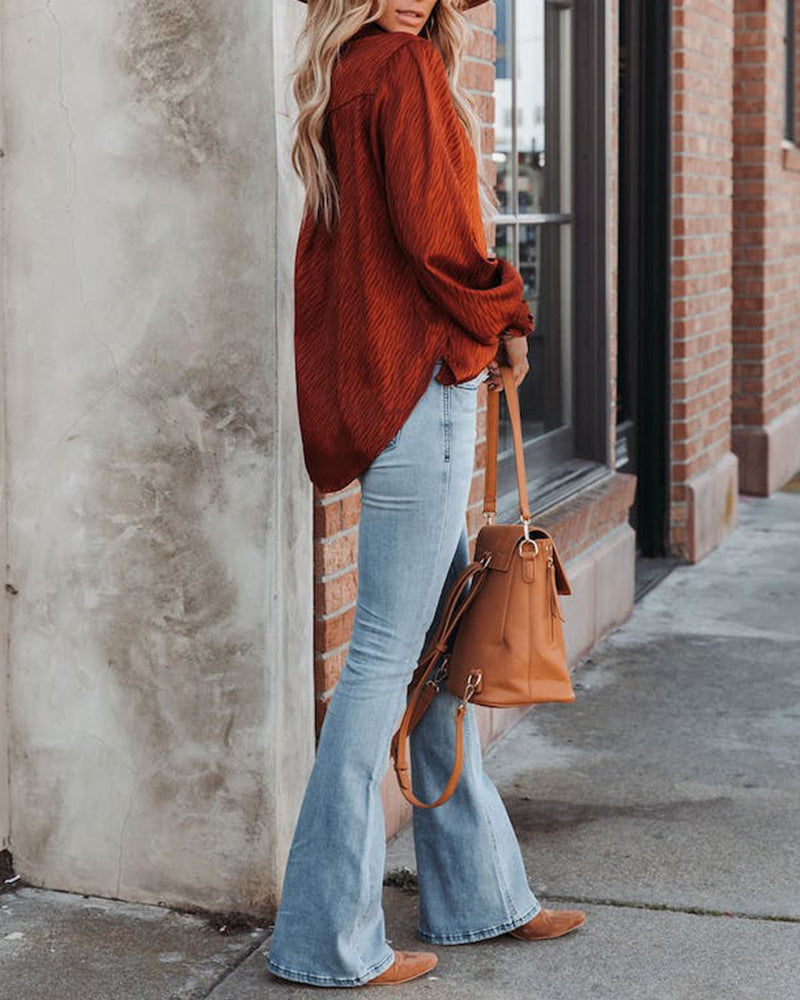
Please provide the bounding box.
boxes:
[350,21,390,42]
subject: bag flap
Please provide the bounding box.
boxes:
[473,525,521,571]
[475,523,572,595]
[550,541,572,595]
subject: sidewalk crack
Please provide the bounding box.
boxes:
[540,893,800,924]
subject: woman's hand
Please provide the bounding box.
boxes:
[485,333,530,392]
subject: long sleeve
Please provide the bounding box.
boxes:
[373,38,533,345]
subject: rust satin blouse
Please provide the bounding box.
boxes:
[293,20,534,493]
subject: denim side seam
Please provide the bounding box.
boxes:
[416,705,541,946]
[442,383,452,462]
[416,898,541,945]
[469,703,518,916]
[351,704,409,952]
[353,391,454,958]
[266,947,396,987]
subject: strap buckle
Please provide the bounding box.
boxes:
[426,656,450,692]
[518,517,539,557]
[458,670,482,710]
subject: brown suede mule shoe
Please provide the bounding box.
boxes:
[508,907,586,940]
[366,949,438,986]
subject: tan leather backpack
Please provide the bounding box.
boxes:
[390,364,575,808]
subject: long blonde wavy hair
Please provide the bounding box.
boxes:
[290,0,499,236]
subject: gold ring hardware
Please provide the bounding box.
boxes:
[518,516,539,557]
[459,670,482,709]
[483,511,496,524]
[426,657,450,691]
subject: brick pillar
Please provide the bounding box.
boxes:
[731,0,800,494]
[670,0,739,561]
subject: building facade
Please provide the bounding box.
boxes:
[1,0,798,914]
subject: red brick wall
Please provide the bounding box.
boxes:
[732,0,800,437]
[669,0,735,557]
[312,484,360,733]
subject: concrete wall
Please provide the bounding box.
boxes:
[0,0,313,914]
[0,10,8,856]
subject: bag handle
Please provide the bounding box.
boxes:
[483,363,531,525]
[390,555,491,809]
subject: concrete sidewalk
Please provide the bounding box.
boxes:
[3,483,799,999]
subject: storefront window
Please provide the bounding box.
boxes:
[492,0,580,503]
[786,0,797,143]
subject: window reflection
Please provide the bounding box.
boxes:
[492,0,573,453]
[516,2,545,216]
[493,0,513,214]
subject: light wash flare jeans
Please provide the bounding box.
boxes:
[265,357,540,987]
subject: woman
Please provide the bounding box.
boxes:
[266,0,585,988]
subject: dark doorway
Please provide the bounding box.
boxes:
[616,0,671,563]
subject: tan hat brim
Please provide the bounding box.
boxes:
[294,1,489,7]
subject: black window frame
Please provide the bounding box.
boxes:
[786,0,797,144]
[490,0,611,522]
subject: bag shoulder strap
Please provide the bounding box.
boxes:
[484,363,531,524]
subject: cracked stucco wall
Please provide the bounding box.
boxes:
[0,7,9,855]
[0,0,313,912]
